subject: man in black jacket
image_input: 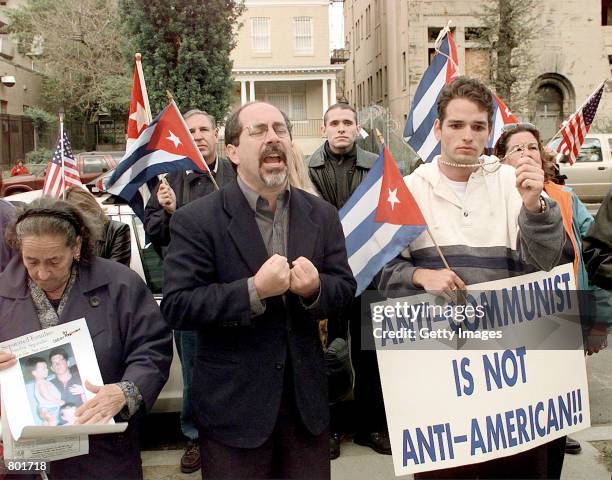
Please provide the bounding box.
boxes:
[162,101,356,479]
[144,109,235,474]
[308,104,391,459]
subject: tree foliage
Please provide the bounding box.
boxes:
[478,0,537,116]
[2,0,130,120]
[119,0,245,123]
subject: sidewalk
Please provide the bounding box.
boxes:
[142,425,612,480]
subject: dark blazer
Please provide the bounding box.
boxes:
[0,257,173,480]
[161,180,356,448]
[144,157,236,253]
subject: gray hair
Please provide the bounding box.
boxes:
[183,109,217,129]
[5,196,95,264]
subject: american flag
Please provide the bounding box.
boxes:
[553,83,604,165]
[43,131,82,198]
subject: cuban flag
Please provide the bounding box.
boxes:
[487,93,519,151]
[403,29,458,163]
[340,145,427,296]
[106,100,209,220]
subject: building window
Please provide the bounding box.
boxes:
[465,48,489,82]
[0,100,7,113]
[355,20,360,48]
[365,5,371,37]
[402,52,407,89]
[465,27,484,42]
[603,0,612,25]
[251,17,271,53]
[294,17,313,53]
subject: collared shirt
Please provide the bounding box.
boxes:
[237,176,291,316]
[237,176,322,316]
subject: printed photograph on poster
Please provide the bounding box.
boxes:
[0,318,126,442]
[19,343,85,426]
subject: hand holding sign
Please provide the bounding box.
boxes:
[0,350,16,371]
[74,380,126,425]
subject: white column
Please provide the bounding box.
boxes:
[322,79,329,114]
[240,81,247,105]
[249,80,256,101]
[330,78,337,106]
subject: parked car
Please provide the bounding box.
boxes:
[550,133,612,203]
[0,152,121,197]
[4,189,182,413]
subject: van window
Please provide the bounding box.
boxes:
[576,138,602,163]
[82,157,109,174]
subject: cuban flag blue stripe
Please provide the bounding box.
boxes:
[340,146,427,296]
[487,101,503,150]
[403,33,454,163]
[352,225,426,295]
[339,156,384,219]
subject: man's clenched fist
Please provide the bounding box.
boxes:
[289,256,320,299]
[254,254,291,299]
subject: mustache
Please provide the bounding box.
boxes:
[259,144,287,164]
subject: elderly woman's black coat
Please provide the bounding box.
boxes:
[0,256,173,480]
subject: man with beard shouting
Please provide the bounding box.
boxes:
[161,101,356,479]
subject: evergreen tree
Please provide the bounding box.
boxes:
[120,0,245,123]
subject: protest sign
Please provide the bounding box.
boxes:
[372,264,590,475]
[0,318,126,461]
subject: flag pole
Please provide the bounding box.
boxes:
[59,107,65,200]
[166,90,220,191]
[135,53,153,124]
[433,20,458,72]
[546,80,605,145]
[374,128,452,271]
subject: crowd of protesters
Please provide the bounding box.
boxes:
[0,76,610,480]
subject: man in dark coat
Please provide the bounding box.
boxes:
[161,101,356,479]
[308,104,390,459]
[583,189,612,290]
[144,109,236,473]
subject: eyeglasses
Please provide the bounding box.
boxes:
[506,143,540,156]
[243,122,290,139]
[501,122,537,133]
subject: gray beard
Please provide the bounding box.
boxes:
[260,168,287,188]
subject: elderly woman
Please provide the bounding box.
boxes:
[0,196,172,480]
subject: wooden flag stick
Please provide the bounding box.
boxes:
[166,91,220,190]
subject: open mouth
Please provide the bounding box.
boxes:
[262,154,285,166]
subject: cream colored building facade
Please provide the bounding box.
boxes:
[0,0,43,166]
[0,0,42,115]
[343,0,612,142]
[230,0,342,154]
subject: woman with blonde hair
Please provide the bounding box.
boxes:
[64,186,131,266]
[287,142,318,195]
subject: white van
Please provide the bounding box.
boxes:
[551,133,612,203]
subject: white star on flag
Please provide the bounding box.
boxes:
[387,187,400,210]
[129,102,148,132]
[166,130,181,148]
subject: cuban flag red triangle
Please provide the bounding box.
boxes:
[146,103,206,171]
[375,146,426,226]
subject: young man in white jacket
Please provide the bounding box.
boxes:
[378,77,569,479]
